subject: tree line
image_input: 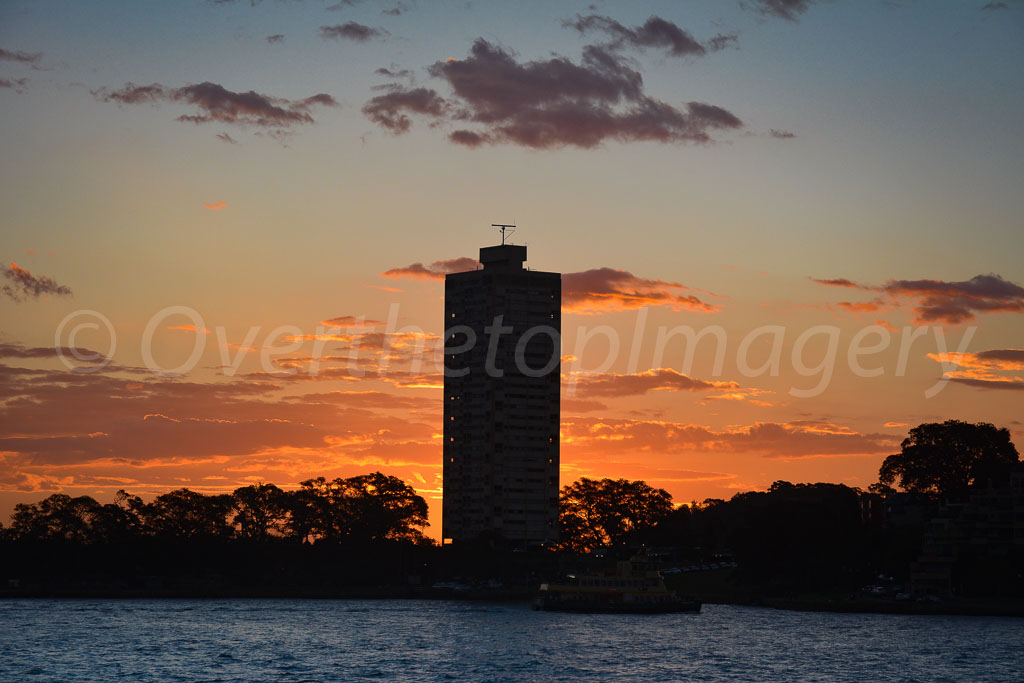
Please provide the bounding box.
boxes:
[3,472,430,545]
[555,420,1021,597]
[4,420,1018,549]
[2,420,1019,598]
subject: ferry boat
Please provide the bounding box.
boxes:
[534,556,701,614]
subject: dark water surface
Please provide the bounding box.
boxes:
[0,599,1020,681]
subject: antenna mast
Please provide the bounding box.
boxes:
[491,223,516,245]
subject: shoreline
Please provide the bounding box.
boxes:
[755,596,1024,618]
[3,587,1022,617]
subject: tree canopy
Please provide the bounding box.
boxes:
[296,473,429,543]
[558,477,674,552]
[877,420,1019,498]
[4,472,431,545]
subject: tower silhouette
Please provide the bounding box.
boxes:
[442,238,561,546]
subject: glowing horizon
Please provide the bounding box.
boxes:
[2,0,1022,539]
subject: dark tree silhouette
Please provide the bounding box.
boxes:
[231,483,288,539]
[91,490,146,542]
[10,494,102,542]
[5,474,431,546]
[281,486,322,543]
[296,473,430,543]
[727,481,867,591]
[295,477,353,541]
[143,488,234,539]
[8,490,151,543]
[877,420,1019,498]
[559,477,674,552]
[343,472,430,543]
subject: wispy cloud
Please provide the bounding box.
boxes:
[564,14,737,58]
[320,315,387,327]
[570,368,738,397]
[320,22,389,42]
[561,417,895,459]
[0,77,28,93]
[1,262,72,302]
[93,81,337,131]
[382,257,479,280]
[167,324,211,334]
[374,66,413,79]
[811,273,1024,324]
[563,267,718,313]
[203,200,227,210]
[883,275,1024,323]
[0,343,103,362]
[0,47,43,68]
[927,349,1024,391]
[562,398,608,413]
[0,356,439,473]
[744,0,816,22]
[363,87,447,133]
[809,277,860,288]
[380,257,719,313]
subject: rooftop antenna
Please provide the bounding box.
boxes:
[491,223,516,245]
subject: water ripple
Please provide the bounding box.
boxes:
[0,600,1021,681]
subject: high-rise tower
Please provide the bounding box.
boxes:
[442,241,560,546]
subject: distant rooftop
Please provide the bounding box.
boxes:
[479,244,527,271]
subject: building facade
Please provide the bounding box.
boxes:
[442,244,561,546]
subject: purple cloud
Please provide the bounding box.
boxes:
[320,22,389,42]
[565,14,736,58]
[364,39,742,149]
[362,87,447,133]
[94,81,337,129]
[745,0,816,21]
[2,262,72,302]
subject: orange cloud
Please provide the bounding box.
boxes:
[928,349,1024,372]
[166,324,210,334]
[283,390,436,410]
[283,330,439,352]
[942,372,1024,391]
[834,301,885,314]
[380,258,720,314]
[562,398,608,413]
[560,417,895,459]
[701,387,773,405]
[812,274,1024,324]
[0,359,441,476]
[563,268,719,314]
[926,349,1024,391]
[382,257,479,280]
[320,315,387,328]
[569,368,737,397]
[203,200,227,210]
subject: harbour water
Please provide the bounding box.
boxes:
[1,599,1020,681]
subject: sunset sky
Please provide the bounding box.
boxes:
[2,0,1022,538]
